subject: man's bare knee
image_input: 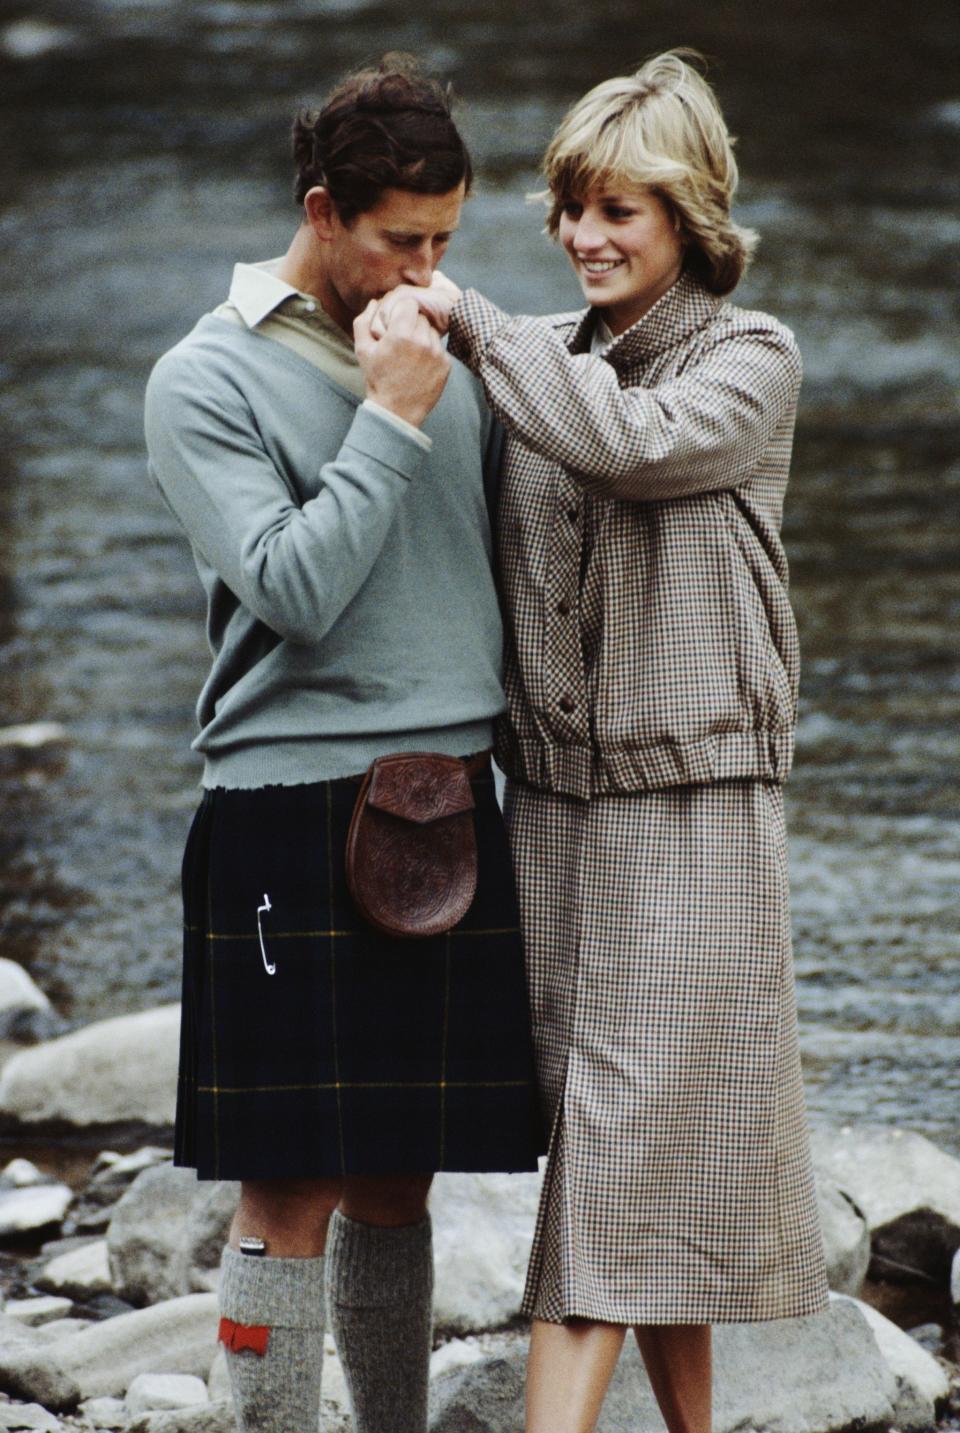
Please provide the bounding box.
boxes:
[340,1172,433,1227]
[229,1177,343,1256]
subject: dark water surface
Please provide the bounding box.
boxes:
[0,2,958,1147]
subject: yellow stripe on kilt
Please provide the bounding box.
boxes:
[197,1080,532,1093]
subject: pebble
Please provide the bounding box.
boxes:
[0,1185,73,1238]
[76,1396,128,1429]
[125,1374,209,1414]
[0,1405,63,1431]
[1,1160,46,1188]
[35,1241,111,1300]
[3,1298,73,1328]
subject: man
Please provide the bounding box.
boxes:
[144,56,542,1433]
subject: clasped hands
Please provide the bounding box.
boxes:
[369,271,462,340]
[353,272,463,428]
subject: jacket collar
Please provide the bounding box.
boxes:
[569,270,722,365]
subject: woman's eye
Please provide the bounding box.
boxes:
[606,206,633,220]
[561,201,582,217]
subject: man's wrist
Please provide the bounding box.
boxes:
[362,398,432,451]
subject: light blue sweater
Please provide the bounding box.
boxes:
[144,314,505,787]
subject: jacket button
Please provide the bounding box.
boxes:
[566,506,578,523]
[557,600,571,617]
[558,695,575,714]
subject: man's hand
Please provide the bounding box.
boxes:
[354,295,451,428]
[372,271,462,338]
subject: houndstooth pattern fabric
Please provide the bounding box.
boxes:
[505,779,829,1324]
[447,272,802,800]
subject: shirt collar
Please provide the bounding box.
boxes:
[227,258,313,329]
[569,270,721,365]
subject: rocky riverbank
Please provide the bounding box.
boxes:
[1,979,960,1431]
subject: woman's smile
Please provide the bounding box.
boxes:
[560,185,684,333]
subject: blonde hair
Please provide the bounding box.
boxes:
[541,51,757,296]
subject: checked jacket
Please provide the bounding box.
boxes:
[447,270,803,801]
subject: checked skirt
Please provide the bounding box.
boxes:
[506,778,830,1325]
[174,767,545,1181]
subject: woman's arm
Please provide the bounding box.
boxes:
[447,288,802,503]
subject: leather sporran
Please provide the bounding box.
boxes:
[345,752,479,939]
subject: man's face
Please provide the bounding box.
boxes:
[322,183,465,331]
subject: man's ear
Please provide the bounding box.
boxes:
[304,186,336,240]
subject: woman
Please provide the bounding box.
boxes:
[378,49,829,1433]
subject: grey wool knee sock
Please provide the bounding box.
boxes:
[325,1210,434,1433]
[218,1246,325,1433]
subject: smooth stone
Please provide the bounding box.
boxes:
[0,1403,63,1431]
[36,1240,112,1300]
[0,1184,72,1238]
[2,1298,72,1327]
[429,1301,897,1433]
[1,1297,218,1408]
[77,1395,128,1429]
[173,1182,239,1296]
[54,1293,219,1401]
[65,1148,173,1237]
[107,1166,201,1306]
[1,1160,44,1188]
[834,1293,950,1431]
[32,1320,91,1341]
[0,962,59,1045]
[811,1124,960,1230]
[126,1405,234,1433]
[0,1334,80,1414]
[817,1176,871,1296]
[952,1245,960,1306]
[125,1373,209,1413]
[0,724,66,749]
[0,1006,180,1130]
[430,1170,542,1333]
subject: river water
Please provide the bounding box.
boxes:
[0,0,958,1154]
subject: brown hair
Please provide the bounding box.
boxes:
[292,53,472,222]
[540,51,757,296]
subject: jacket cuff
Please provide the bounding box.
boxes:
[447,289,513,373]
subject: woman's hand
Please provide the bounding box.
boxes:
[354,295,451,428]
[372,271,462,338]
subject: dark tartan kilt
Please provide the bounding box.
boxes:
[174,763,546,1181]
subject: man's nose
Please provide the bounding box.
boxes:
[401,250,434,286]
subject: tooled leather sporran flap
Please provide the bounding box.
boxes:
[366,753,475,825]
[345,752,479,940]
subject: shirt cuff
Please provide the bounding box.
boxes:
[362,399,433,452]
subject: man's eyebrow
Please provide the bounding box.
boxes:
[384,224,461,237]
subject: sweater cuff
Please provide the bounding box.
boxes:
[362,398,433,452]
[447,289,513,374]
[342,400,432,482]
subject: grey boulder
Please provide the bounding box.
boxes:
[0,1006,180,1134]
[817,1176,871,1296]
[430,1170,541,1333]
[35,1239,112,1300]
[107,1166,203,1306]
[811,1124,960,1284]
[429,1300,897,1433]
[2,1293,219,1405]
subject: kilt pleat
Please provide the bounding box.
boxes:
[506,778,829,1325]
[174,768,545,1181]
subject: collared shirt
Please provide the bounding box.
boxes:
[213,259,431,451]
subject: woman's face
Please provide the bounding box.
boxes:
[558,185,684,335]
